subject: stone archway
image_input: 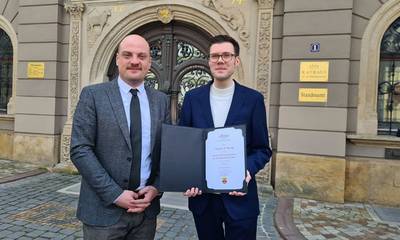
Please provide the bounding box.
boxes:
[88,5,230,85]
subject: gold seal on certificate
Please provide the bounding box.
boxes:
[222,176,228,184]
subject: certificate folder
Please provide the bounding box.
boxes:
[159,124,247,193]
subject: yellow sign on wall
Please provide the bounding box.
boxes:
[298,88,328,102]
[27,62,45,78]
[300,61,329,82]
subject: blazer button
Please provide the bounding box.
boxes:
[127,157,132,162]
[123,179,128,183]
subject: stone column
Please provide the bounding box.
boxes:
[255,0,274,195]
[59,2,85,168]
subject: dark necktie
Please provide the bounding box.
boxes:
[128,89,142,190]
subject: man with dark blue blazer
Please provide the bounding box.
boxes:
[70,34,170,239]
[180,35,272,240]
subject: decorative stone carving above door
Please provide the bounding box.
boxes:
[202,0,249,48]
[87,9,112,49]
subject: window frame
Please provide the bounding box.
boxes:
[0,29,13,113]
[0,16,17,116]
[356,0,400,136]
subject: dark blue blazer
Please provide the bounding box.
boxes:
[179,80,272,220]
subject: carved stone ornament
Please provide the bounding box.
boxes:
[258,0,274,9]
[256,11,272,104]
[61,2,85,164]
[65,2,85,19]
[87,9,112,49]
[64,2,85,118]
[69,21,81,118]
[157,7,174,24]
[203,0,249,48]
[61,127,72,163]
[256,9,273,185]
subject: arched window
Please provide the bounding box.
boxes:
[0,29,13,113]
[377,18,400,136]
[378,17,400,135]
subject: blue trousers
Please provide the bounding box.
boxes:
[192,194,257,240]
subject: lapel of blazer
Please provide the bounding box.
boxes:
[225,80,245,127]
[145,86,157,151]
[201,81,215,128]
[106,79,131,151]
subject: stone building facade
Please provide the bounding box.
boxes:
[0,0,400,206]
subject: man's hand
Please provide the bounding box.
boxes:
[114,190,140,209]
[184,187,202,197]
[126,186,159,213]
[229,170,251,197]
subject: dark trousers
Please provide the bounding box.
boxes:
[192,194,257,240]
[83,211,156,240]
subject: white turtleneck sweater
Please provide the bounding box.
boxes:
[210,82,235,128]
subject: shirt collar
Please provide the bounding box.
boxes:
[117,76,145,95]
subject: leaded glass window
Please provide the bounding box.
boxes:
[176,41,207,65]
[378,17,400,135]
[179,68,211,107]
[0,29,13,113]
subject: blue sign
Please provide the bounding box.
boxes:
[310,42,320,53]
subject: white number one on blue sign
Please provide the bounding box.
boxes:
[310,42,320,53]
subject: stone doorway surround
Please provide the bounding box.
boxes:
[61,0,274,185]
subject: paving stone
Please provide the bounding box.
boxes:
[40,231,61,238]
[58,228,76,235]
[177,232,196,239]
[160,222,173,228]
[25,230,45,238]
[7,225,25,232]
[74,231,83,237]
[5,231,25,239]
[52,235,68,240]
[47,226,61,233]
[0,230,14,238]
[157,226,169,233]
[63,236,75,240]
[161,237,174,240]
[17,237,33,240]
[0,223,12,230]
[165,231,178,237]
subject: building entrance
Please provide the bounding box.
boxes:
[107,21,213,123]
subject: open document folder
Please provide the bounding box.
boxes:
[159,124,247,193]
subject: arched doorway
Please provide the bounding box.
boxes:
[0,28,13,113]
[107,21,213,123]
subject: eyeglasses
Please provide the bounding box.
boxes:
[208,53,236,63]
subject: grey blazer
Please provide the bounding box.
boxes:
[70,79,170,226]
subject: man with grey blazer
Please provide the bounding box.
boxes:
[70,34,170,239]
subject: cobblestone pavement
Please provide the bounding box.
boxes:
[3,162,400,240]
[0,173,280,239]
[0,159,41,179]
[293,198,400,240]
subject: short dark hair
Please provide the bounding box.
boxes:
[209,35,240,56]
